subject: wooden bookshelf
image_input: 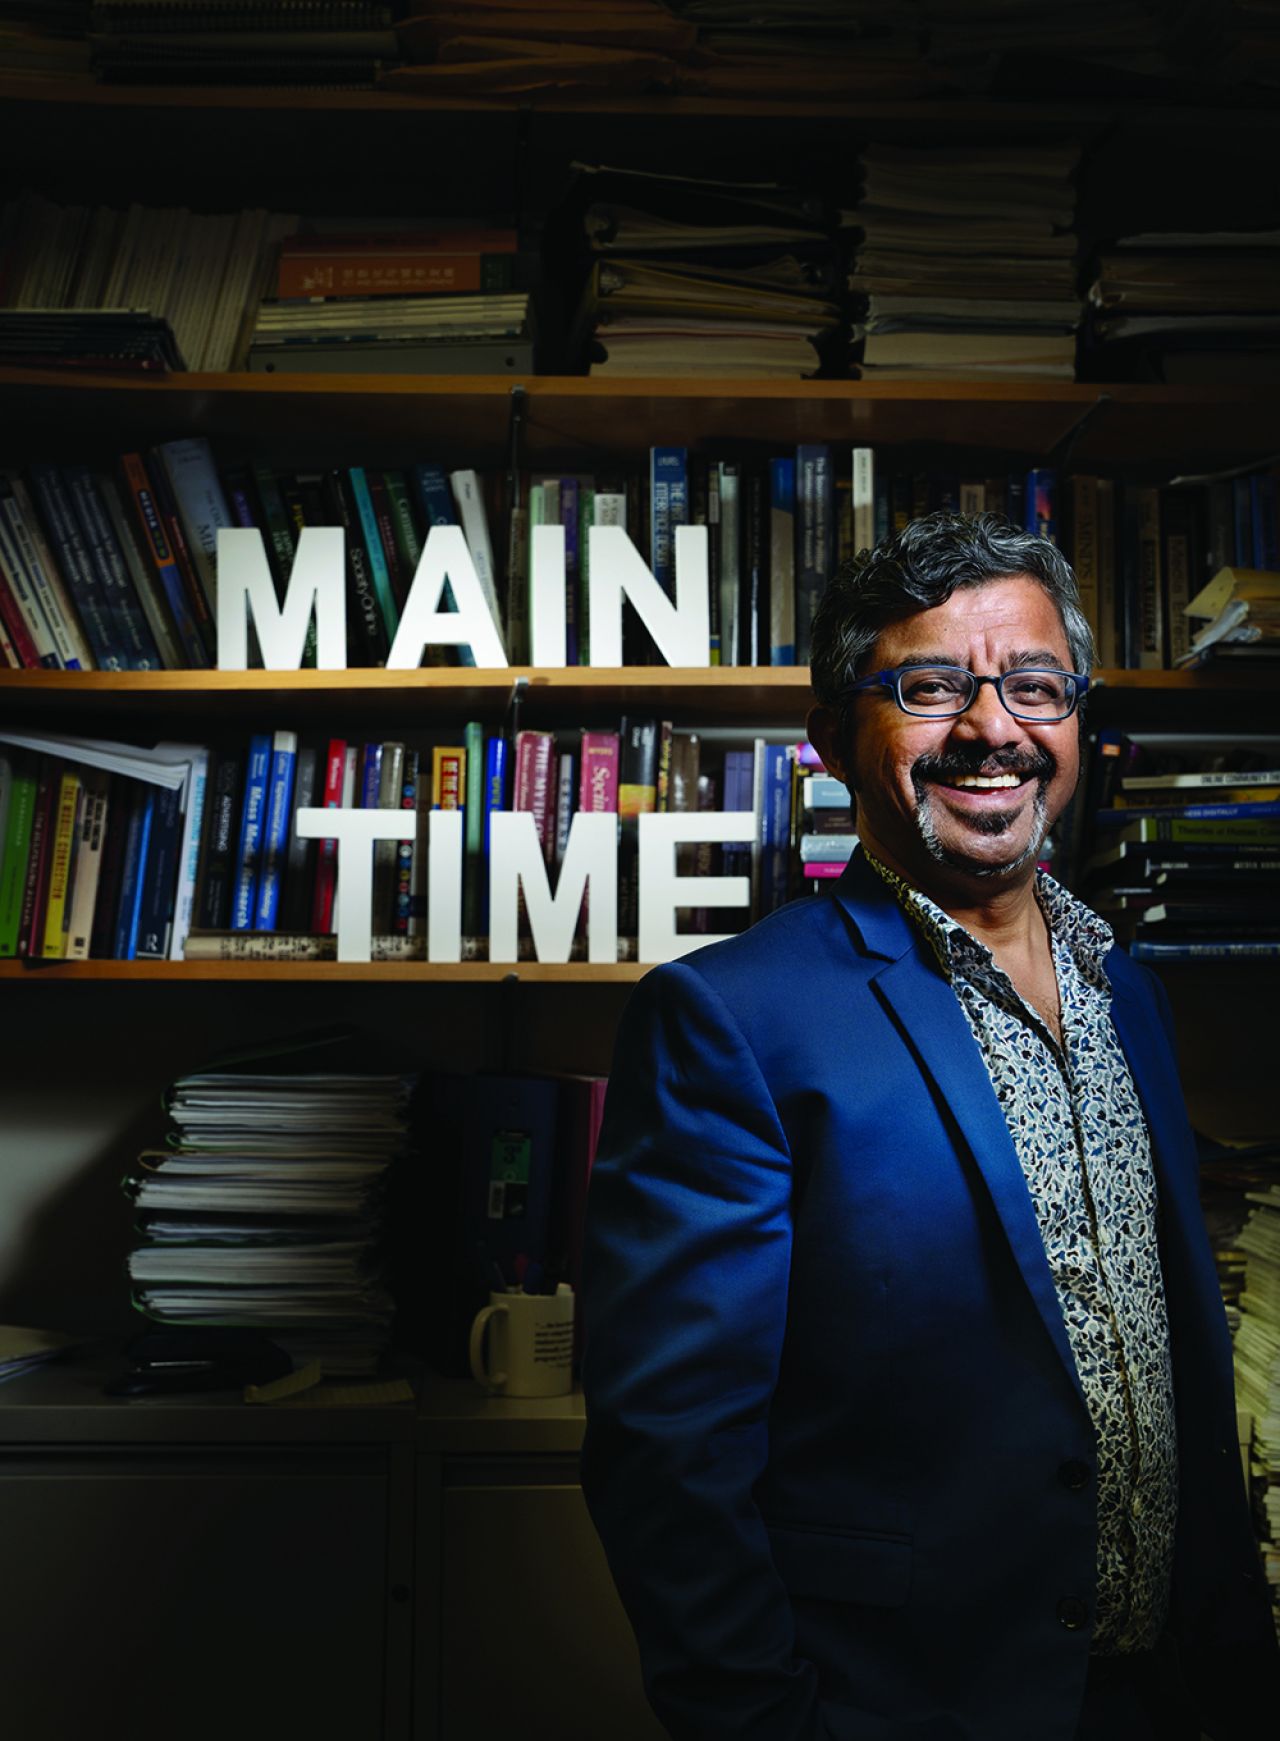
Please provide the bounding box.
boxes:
[0,958,645,983]
[2,370,1277,468]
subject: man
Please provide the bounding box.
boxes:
[580,514,1277,1741]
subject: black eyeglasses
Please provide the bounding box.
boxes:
[842,664,1090,722]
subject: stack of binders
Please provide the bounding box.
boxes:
[124,1028,417,1376]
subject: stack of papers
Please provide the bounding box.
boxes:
[849,143,1082,381]
[570,163,842,379]
[1086,231,1280,384]
[124,1031,417,1376]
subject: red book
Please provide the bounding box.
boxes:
[309,737,348,935]
[578,730,619,815]
[514,730,555,861]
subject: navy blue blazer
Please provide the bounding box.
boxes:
[581,850,1275,1741]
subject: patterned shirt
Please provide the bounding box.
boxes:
[867,853,1178,1654]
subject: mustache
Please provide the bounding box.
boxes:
[911,745,1057,786]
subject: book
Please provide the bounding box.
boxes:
[40,765,81,958]
[768,456,796,666]
[617,716,658,938]
[253,730,298,932]
[195,748,243,933]
[231,734,272,932]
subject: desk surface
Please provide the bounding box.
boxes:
[0,1343,588,1454]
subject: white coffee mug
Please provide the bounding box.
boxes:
[469,1283,575,1397]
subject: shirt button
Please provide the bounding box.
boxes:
[1059,1459,1092,1491]
[1058,1598,1090,1631]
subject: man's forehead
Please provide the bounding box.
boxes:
[874,574,1070,660]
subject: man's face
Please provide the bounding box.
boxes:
[814,575,1082,894]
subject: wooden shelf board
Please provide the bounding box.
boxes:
[2,371,1276,465]
[0,665,1272,709]
[0,958,646,984]
[4,76,1280,131]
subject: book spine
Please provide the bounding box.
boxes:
[1026,468,1057,542]
[0,758,38,957]
[482,732,509,868]
[118,453,212,667]
[65,771,108,961]
[95,469,183,669]
[393,745,419,937]
[795,444,832,665]
[462,720,485,939]
[717,462,740,668]
[348,465,400,639]
[63,466,163,670]
[135,780,183,959]
[134,456,210,663]
[0,505,61,668]
[18,761,56,959]
[0,560,44,667]
[195,750,242,932]
[40,766,81,958]
[1136,486,1164,669]
[851,446,874,556]
[1070,476,1100,660]
[253,730,298,930]
[7,475,96,669]
[25,465,123,669]
[310,737,348,935]
[367,471,409,613]
[0,480,84,669]
[371,738,403,936]
[744,465,766,668]
[449,468,503,649]
[769,457,796,667]
[649,446,687,601]
[155,438,232,624]
[328,469,388,667]
[561,474,580,668]
[166,749,208,961]
[231,733,272,931]
[113,785,155,962]
[1161,488,1193,668]
[1094,477,1118,669]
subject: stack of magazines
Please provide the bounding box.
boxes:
[850,142,1082,380]
[88,0,401,87]
[124,1029,416,1376]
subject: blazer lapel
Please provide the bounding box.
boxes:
[832,853,1086,1411]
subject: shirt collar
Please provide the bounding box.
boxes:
[863,851,1114,988]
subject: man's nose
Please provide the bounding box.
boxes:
[952,680,1025,744]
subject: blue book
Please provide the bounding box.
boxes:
[113,785,156,960]
[254,730,298,931]
[231,733,272,931]
[410,462,473,668]
[348,466,400,640]
[649,446,688,599]
[483,734,508,860]
[720,748,755,923]
[135,781,183,959]
[798,445,837,662]
[1025,468,1057,542]
[1096,799,1280,826]
[359,741,383,811]
[805,774,849,809]
[759,742,793,915]
[26,464,122,669]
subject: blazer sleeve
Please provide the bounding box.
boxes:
[580,958,827,1741]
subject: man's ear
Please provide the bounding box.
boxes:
[806,703,850,785]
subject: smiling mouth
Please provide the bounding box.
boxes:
[940,773,1028,791]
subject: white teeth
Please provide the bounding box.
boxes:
[950,774,1023,789]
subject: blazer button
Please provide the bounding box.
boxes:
[1059,1459,1092,1491]
[1058,1598,1090,1631]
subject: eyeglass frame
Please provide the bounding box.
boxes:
[839,663,1091,722]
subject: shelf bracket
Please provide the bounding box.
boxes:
[1049,391,1113,476]
[506,672,529,737]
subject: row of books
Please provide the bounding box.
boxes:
[0,445,504,673]
[125,1027,415,1377]
[7,435,1273,674]
[1074,730,1280,962]
[0,720,844,965]
[88,0,403,86]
